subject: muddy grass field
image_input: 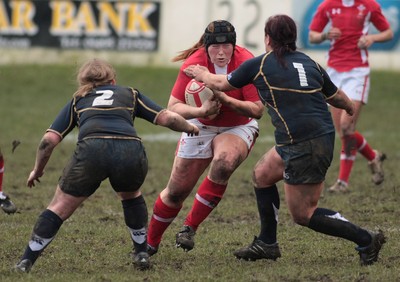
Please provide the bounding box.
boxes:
[0,65,399,281]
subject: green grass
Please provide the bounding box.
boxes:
[0,65,399,281]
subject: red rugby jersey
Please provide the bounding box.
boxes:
[171,45,260,127]
[309,0,390,72]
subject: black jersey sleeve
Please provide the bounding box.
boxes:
[48,99,77,138]
[228,56,262,88]
[227,57,259,89]
[135,90,164,123]
[319,64,339,98]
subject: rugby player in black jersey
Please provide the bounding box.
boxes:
[14,58,199,273]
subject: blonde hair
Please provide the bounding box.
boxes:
[74,58,116,97]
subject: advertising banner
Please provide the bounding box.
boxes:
[0,0,161,51]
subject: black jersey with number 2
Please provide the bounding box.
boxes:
[48,85,164,141]
[228,50,338,145]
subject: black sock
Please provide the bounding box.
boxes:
[122,195,148,253]
[308,207,371,246]
[21,209,63,264]
[255,185,280,244]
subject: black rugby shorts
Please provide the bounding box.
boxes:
[276,132,335,185]
[59,138,148,197]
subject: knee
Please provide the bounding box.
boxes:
[291,212,310,227]
[167,193,185,205]
[252,167,264,187]
[164,186,191,206]
[209,153,242,181]
[340,122,355,136]
[252,166,277,187]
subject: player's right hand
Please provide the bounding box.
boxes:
[27,170,44,188]
[327,27,341,40]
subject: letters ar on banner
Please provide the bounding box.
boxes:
[0,0,161,51]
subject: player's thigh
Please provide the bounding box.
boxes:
[284,182,322,225]
[212,133,249,166]
[48,186,87,220]
[167,156,210,192]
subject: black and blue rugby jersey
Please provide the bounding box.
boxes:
[48,85,163,141]
[228,51,337,145]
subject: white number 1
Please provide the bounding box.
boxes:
[92,90,114,106]
[293,62,309,87]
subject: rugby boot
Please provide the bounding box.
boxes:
[133,251,151,270]
[328,181,349,193]
[234,236,281,261]
[14,259,32,273]
[356,230,386,266]
[0,194,17,214]
[175,225,196,251]
[368,150,386,185]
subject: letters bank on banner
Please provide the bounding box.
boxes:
[0,0,161,51]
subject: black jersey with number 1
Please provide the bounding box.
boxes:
[228,50,338,146]
[47,85,164,141]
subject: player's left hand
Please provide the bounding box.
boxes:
[187,124,200,136]
[211,89,226,102]
[357,35,373,49]
[184,65,209,80]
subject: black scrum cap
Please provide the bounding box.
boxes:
[204,20,236,50]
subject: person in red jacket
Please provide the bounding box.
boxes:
[147,20,264,255]
[309,0,393,193]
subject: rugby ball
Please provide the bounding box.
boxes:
[185,79,217,120]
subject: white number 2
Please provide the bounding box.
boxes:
[292,62,309,87]
[92,90,114,106]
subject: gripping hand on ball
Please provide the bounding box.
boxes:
[201,96,221,119]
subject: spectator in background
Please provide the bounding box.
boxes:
[146,20,264,255]
[185,14,386,266]
[0,146,17,214]
[309,0,393,193]
[14,58,199,273]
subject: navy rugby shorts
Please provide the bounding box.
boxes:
[59,138,148,197]
[275,133,335,185]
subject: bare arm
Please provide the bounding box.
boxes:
[184,65,233,92]
[167,95,220,120]
[212,90,264,119]
[309,27,342,44]
[326,89,354,116]
[155,109,199,135]
[185,65,264,119]
[357,28,394,49]
[27,131,62,187]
